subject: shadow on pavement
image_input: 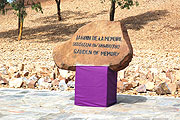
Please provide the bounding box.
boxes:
[70,94,147,105]
[117,94,147,104]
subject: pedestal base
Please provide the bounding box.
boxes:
[75,66,117,107]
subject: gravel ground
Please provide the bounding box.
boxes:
[0,0,180,93]
[0,0,179,69]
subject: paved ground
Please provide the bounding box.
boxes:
[0,88,180,120]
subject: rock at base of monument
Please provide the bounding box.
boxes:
[53,20,133,72]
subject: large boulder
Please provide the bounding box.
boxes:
[53,20,133,71]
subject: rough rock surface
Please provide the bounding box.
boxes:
[53,20,133,71]
[9,78,23,88]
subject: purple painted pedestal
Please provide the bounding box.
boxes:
[75,66,117,107]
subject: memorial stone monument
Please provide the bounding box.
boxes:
[53,20,133,107]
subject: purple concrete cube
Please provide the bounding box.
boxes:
[75,66,117,107]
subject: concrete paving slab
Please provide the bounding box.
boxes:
[0,88,180,120]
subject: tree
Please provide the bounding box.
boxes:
[101,0,139,21]
[55,0,61,21]
[0,0,43,40]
